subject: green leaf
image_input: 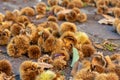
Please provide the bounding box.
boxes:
[46,7,50,11]
[71,47,79,67]
[38,31,43,35]
[83,3,88,7]
[36,70,56,80]
[60,71,65,75]
[104,44,114,51]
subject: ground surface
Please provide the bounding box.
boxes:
[0,0,120,80]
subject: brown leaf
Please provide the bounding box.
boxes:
[102,14,114,20]
[37,62,53,70]
[36,15,45,20]
[102,40,118,51]
[94,43,104,49]
[99,14,115,25]
[98,18,115,25]
[57,9,71,15]
[92,52,107,68]
[0,50,2,53]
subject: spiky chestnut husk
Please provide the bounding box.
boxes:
[24,23,37,40]
[71,0,83,8]
[91,53,106,67]
[60,0,69,7]
[43,35,62,53]
[0,13,4,22]
[52,72,65,80]
[10,23,25,36]
[73,7,81,14]
[53,57,67,70]
[113,18,120,29]
[31,26,51,45]
[19,61,39,80]
[81,0,91,3]
[20,7,35,16]
[5,11,16,21]
[81,44,96,57]
[77,13,87,23]
[38,55,53,63]
[106,65,120,79]
[96,0,109,14]
[51,49,70,61]
[67,2,75,9]
[35,2,47,15]
[57,13,65,21]
[97,7,104,14]
[116,23,120,35]
[0,60,12,76]
[97,6,109,14]
[106,72,119,80]
[35,70,56,80]
[7,43,23,57]
[96,0,109,7]
[47,16,58,23]
[0,21,13,30]
[91,65,105,73]
[60,22,77,34]
[37,29,51,49]
[110,53,120,61]
[53,6,64,15]
[50,5,59,13]
[0,29,11,45]
[109,0,118,7]
[114,66,120,78]
[95,73,107,80]
[116,1,120,8]
[16,15,30,24]
[61,31,77,45]
[74,69,96,80]
[52,30,61,38]
[31,27,44,44]
[7,35,30,57]
[0,72,15,80]
[61,31,77,54]
[95,72,119,80]
[65,10,77,22]
[75,31,91,45]
[105,56,117,73]
[26,23,36,32]
[28,45,41,59]
[105,56,119,74]
[48,0,59,6]
[82,59,91,69]
[12,9,21,17]
[38,21,59,32]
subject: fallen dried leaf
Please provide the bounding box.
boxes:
[94,40,118,51]
[37,62,53,69]
[92,52,107,68]
[36,15,45,20]
[98,14,115,25]
[102,14,114,20]
[94,43,104,49]
[2,7,7,11]
[102,40,118,51]
[98,18,114,25]
[57,9,71,15]
[0,50,2,53]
